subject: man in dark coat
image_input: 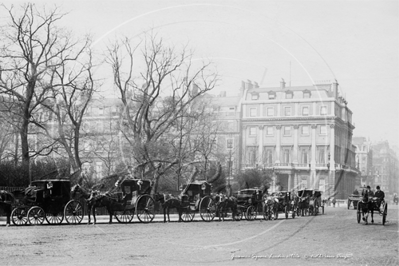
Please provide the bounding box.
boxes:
[374,185,385,210]
[362,185,374,198]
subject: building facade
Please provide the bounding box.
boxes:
[214,79,359,199]
[353,136,373,187]
[371,141,399,195]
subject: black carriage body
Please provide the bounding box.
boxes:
[119,179,152,206]
[270,191,292,212]
[29,180,71,213]
[236,189,263,208]
[181,181,212,203]
[179,181,217,222]
[297,189,323,215]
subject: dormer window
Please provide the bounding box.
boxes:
[303,90,311,98]
[250,92,259,100]
[268,92,276,99]
[285,91,293,99]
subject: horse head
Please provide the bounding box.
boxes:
[361,192,369,203]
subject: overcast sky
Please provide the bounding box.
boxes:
[2,0,398,148]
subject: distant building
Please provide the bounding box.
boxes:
[352,137,373,187]
[214,79,359,199]
[371,141,399,195]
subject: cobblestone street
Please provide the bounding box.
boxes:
[1,204,398,266]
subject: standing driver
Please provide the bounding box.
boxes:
[374,185,385,211]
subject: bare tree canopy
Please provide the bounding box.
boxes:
[0,3,93,179]
[106,33,218,194]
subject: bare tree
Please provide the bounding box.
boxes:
[106,34,218,194]
[0,4,93,178]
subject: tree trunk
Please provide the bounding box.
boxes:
[207,162,222,183]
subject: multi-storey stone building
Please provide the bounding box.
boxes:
[353,136,373,187]
[213,79,358,199]
[371,141,399,195]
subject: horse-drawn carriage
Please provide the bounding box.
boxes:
[269,191,296,219]
[235,188,264,221]
[297,189,324,216]
[88,178,156,224]
[357,195,388,225]
[10,179,84,225]
[347,188,362,209]
[177,180,218,222]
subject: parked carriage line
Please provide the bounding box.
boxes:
[0,178,341,226]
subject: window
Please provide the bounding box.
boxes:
[301,149,309,164]
[250,108,257,117]
[226,139,233,149]
[249,127,257,136]
[283,149,290,163]
[320,125,327,135]
[283,126,291,136]
[246,147,257,166]
[265,149,273,164]
[302,106,309,116]
[98,107,104,115]
[266,127,274,136]
[301,126,309,135]
[285,92,293,99]
[268,93,276,99]
[303,91,311,98]
[318,148,326,163]
[267,107,275,116]
[284,107,291,116]
[229,107,235,111]
[300,177,307,189]
[251,93,259,100]
[320,106,327,115]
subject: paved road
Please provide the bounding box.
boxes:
[1,205,398,266]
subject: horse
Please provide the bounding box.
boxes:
[297,195,310,216]
[358,192,375,225]
[0,190,13,226]
[71,184,98,224]
[262,194,277,220]
[215,194,239,221]
[155,193,183,223]
[86,190,122,224]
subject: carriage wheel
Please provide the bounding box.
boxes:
[181,207,195,222]
[284,206,289,219]
[199,196,216,222]
[357,203,361,223]
[64,200,84,224]
[11,207,28,226]
[45,210,64,225]
[27,206,45,225]
[245,206,257,221]
[382,203,387,225]
[136,195,155,223]
[115,208,135,223]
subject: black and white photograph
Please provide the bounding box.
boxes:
[0,1,398,265]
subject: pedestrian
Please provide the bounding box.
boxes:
[332,197,336,207]
[374,185,385,211]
